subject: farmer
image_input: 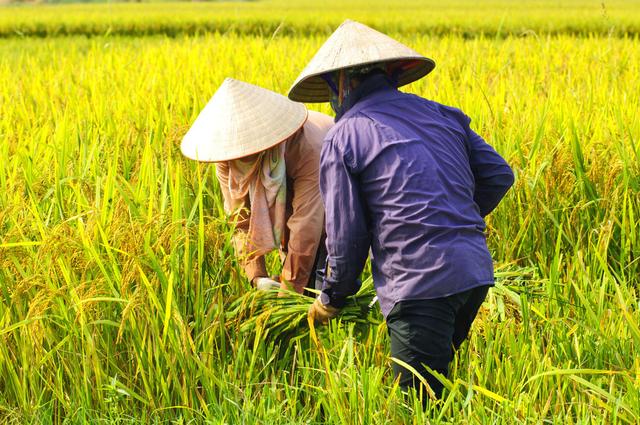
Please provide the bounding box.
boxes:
[181,78,333,294]
[289,21,514,401]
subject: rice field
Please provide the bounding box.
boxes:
[2,0,640,38]
[1,1,639,423]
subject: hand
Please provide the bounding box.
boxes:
[253,277,280,291]
[308,298,340,325]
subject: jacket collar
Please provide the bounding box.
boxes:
[338,82,400,121]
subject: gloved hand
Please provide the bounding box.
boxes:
[308,298,340,325]
[253,277,280,291]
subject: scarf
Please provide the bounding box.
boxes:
[228,142,287,258]
[324,68,396,121]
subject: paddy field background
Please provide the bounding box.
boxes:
[0,0,639,423]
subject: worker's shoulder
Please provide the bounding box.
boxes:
[304,110,335,133]
[408,94,470,124]
[325,112,379,144]
[293,110,333,156]
[432,102,469,122]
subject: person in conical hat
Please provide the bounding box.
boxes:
[182,78,334,294]
[291,20,514,402]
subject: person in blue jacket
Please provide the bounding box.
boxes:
[289,20,515,402]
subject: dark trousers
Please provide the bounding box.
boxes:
[386,285,490,402]
[307,236,327,293]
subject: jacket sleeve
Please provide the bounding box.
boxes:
[463,120,515,217]
[319,140,370,308]
[215,162,268,281]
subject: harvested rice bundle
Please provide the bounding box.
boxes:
[226,278,379,338]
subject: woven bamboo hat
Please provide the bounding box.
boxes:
[288,19,435,103]
[181,78,308,162]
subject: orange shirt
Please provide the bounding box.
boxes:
[216,111,334,293]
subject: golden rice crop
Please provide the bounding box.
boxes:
[0,4,639,423]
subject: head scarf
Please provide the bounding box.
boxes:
[227,142,287,257]
[323,64,398,120]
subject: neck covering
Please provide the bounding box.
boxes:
[326,70,396,121]
[228,142,287,257]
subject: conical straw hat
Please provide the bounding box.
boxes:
[288,20,435,103]
[181,78,308,162]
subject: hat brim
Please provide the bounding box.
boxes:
[289,57,435,103]
[181,109,308,163]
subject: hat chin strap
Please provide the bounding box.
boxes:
[324,70,352,120]
[321,73,339,95]
[322,71,348,119]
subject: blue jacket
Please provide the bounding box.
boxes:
[320,83,514,317]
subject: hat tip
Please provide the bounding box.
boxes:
[340,18,358,26]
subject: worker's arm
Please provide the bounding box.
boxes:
[464,122,515,217]
[282,136,325,293]
[318,140,370,308]
[215,162,268,281]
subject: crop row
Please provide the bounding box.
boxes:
[1,33,638,422]
[2,0,640,38]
